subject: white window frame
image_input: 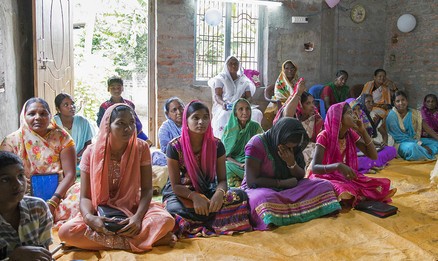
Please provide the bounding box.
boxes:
[194,0,265,85]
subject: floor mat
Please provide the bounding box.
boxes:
[52,159,438,260]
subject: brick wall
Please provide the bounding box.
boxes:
[265,1,323,87]
[155,0,212,137]
[153,0,436,140]
[335,0,387,88]
[385,0,438,109]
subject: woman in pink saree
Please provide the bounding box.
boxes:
[309,102,396,208]
[59,104,175,252]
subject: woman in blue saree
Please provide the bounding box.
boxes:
[386,91,438,160]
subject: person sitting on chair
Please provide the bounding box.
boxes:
[320,70,350,111]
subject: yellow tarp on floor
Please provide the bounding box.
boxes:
[52,159,438,260]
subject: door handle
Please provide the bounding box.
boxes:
[38,57,54,69]
[40,58,54,62]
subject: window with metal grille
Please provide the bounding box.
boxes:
[195,0,263,83]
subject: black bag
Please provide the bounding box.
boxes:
[97,205,128,232]
[355,201,398,218]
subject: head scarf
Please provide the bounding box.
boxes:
[0,99,74,179]
[323,102,358,170]
[180,100,217,192]
[421,94,438,133]
[388,106,422,141]
[162,98,184,139]
[296,100,323,142]
[207,56,256,103]
[274,60,299,101]
[87,103,140,214]
[222,98,263,157]
[262,117,309,179]
[346,98,371,129]
[356,95,378,137]
[361,80,391,105]
[272,91,319,129]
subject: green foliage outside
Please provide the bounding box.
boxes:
[73,0,148,121]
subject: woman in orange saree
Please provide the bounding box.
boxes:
[59,104,175,252]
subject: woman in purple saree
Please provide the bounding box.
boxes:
[421,94,438,137]
[242,117,341,230]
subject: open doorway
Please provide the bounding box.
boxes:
[72,0,149,134]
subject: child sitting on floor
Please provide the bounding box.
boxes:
[0,151,53,260]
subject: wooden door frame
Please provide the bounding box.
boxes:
[148,0,157,145]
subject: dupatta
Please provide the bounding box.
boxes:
[0,100,74,178]
[421,100,438,133]
[322,102,359,171]
[161,98,183,139]
[386,107,422,144]
[262,117,308,179]
[357,94,378,138]
[159,120,182,142]
[208,56,256,103]
[222,98,263,159]
[297,111,323,142]
[87,104,141,214]
[180,101,217,193]
[361,80,391,105]
[346,98,373,137]
[274,60,299,102]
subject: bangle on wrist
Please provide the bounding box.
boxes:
[365,139,373,146]
[46,199,58,209]
[217,188,226,196]
[187,191,194,199]
[287,162,297,169]
[323,165,328,173]
[53,192,63,201]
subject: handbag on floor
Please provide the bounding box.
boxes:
[97,205,128,232]
[355,200,398,218]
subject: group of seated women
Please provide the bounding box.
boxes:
[1,56,437,258]
[263,59,438,163]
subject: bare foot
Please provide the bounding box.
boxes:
[153,232,177,247]
[340,199,354,212]
[384,188,397,201]
[266,223,278,230]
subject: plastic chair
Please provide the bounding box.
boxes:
[308,84,326,120]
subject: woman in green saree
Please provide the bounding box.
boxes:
[222,99,263,187]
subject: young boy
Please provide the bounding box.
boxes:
[96,76,151,143]
[0,151,53,260]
